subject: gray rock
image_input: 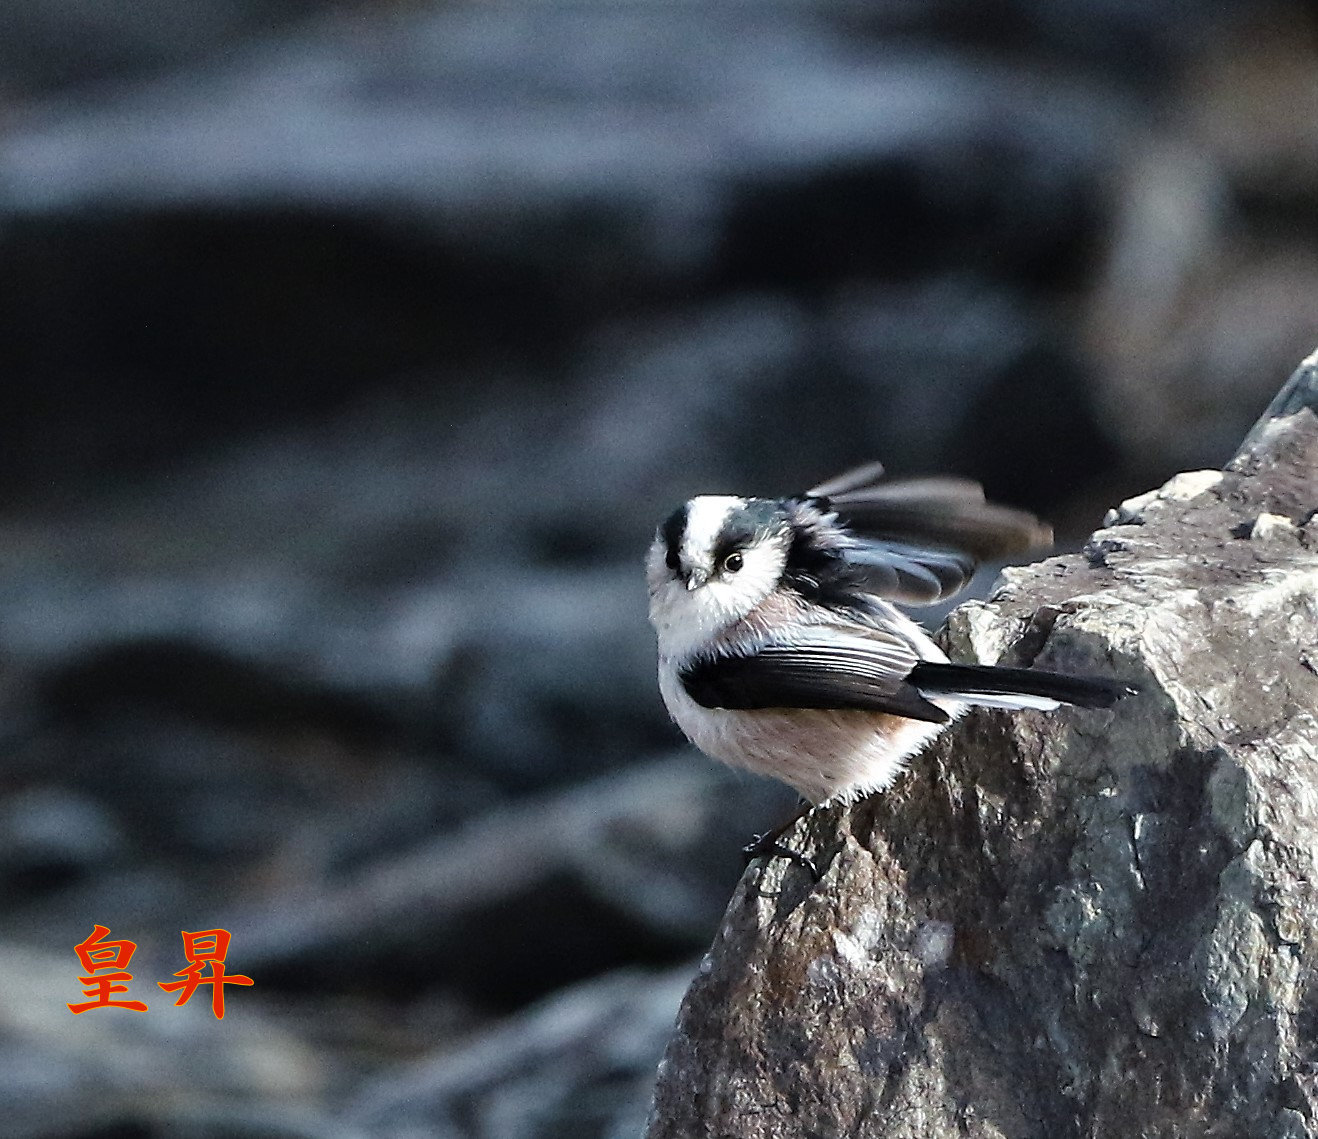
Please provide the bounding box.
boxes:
[0,786,124,894]
[0,3,1126,498]
[351,964,695,1139]
[0,940,341,1139]
[225,755,792,1008]
[645,350,1318,1136]
[0,9,1119,254]
[572,283,1110,528]
[0,285,1094,797]
[0,714,498,969]
[0,0,328,97]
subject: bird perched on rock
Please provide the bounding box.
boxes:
[646,461,1132,814]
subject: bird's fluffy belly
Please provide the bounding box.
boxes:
[659,671,950,804]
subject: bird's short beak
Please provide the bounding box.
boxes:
[685,569,708,591]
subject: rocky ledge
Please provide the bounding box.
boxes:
[647,351,1318,1138]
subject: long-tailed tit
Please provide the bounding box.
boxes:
[646,461,1132,809]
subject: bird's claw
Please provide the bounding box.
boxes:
[742,834,821,882]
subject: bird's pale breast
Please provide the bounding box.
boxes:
[658,668,950,804]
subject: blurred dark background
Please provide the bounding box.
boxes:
[0,2,1315,1136]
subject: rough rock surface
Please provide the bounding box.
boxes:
[0,4,1130,505]
[646,353,1318,1137]
[351,965,695,1139]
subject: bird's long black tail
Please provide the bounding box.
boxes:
[908,662,1135,708]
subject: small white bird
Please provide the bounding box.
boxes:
[646,461,1131,813]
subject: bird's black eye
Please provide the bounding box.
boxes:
[665,548,680,571]
[722,551,744,574]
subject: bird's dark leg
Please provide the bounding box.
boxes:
[743,798,820,880]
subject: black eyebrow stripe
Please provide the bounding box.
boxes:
[710,500,786,564]
[661,504,688,569]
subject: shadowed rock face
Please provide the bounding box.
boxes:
[646,354,1318,1138]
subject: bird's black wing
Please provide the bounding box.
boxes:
[840,540,978,605]
[679,630,949,724]
[799,462,1054,605]
[807,463,1053,559]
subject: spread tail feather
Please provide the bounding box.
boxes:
[908,662,1136,709]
